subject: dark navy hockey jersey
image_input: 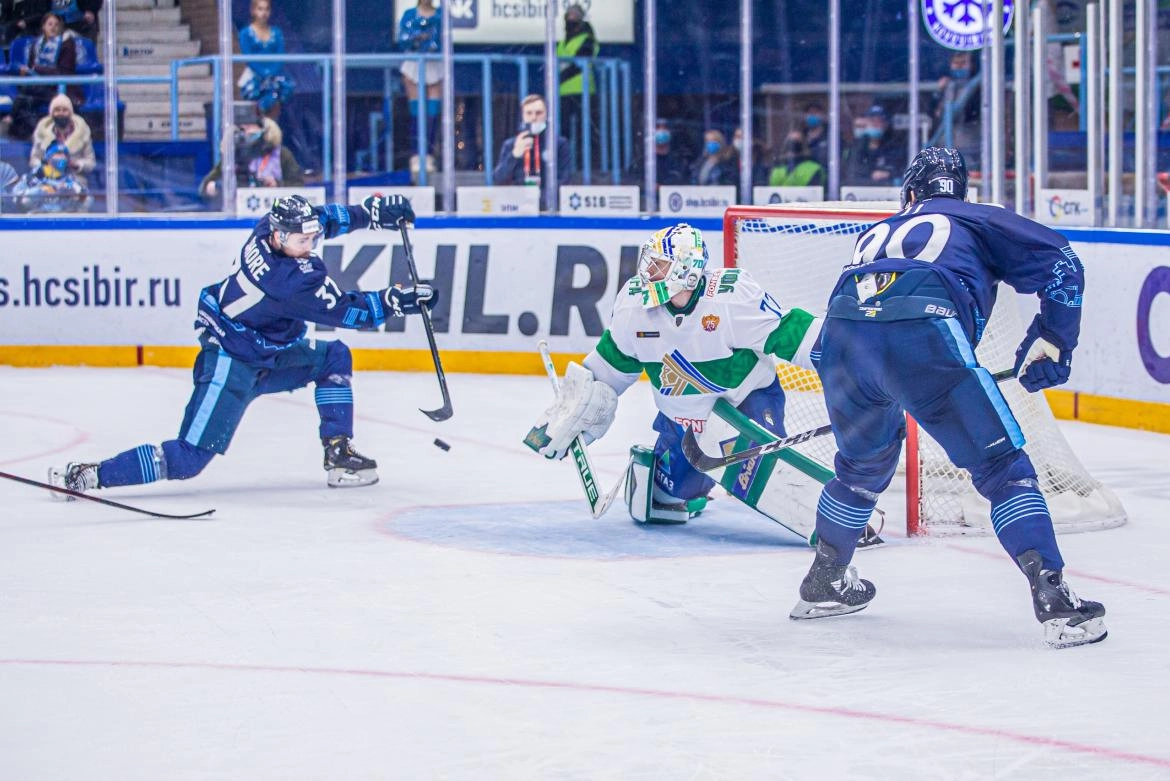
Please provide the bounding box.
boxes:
[830,197,1084,350]
[195,204,388,364]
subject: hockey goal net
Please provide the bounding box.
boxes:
[724,203,1127,536]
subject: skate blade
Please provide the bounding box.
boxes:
[1043,616,1108,649]
[327,468,379,488]
[46,468,76,502]
[789,599,870,620]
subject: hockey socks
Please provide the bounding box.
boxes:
[98,444,166,488]
[813,478,878,565]
[314,384,354,441]
[990,481,1065,571]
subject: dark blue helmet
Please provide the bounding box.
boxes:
[268,194,321,235]
[900,146,968,207]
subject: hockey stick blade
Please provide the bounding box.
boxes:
[398,219,453,422]
[0,470,216,520]
[685,367,1019,472]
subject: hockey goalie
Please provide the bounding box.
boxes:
[526,222,881,547]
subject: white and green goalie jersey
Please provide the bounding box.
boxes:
[582,268,822,430]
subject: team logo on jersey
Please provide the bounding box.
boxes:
[922,0,1014,51]
[701,314,720,332]
[657,350,729,396]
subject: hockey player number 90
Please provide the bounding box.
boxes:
[851,214,953,266]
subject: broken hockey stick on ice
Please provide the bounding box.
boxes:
[682,368,1017,472]
[527,340,627,519]
[0,470,216,520]
[398,218,453,422]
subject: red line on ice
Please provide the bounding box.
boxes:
[1,657,1167,770]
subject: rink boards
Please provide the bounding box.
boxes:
[0,215,1167,430]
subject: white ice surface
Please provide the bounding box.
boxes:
[1,366,1169,780]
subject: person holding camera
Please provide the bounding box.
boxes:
[492,94,571,204]
[199,108,303,206]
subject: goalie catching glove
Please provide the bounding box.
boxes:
[362,194,416,229]
[532,362,619,459]
[382,283,437,317]
[1013,316,1073,392]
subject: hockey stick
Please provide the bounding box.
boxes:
[682,368,1018,472]
[529,340,626,519]
[0,470,216,520]
[397,218,453,422]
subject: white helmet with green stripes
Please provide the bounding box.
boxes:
[636,223,708,308]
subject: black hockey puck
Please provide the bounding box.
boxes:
[433,438,451,451]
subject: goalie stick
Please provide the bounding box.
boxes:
[0,470,216,520]
[529,341,626,519]
[397,218,453,422]
[682,368,1018,472]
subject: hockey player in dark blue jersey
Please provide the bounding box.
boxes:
[49,193,435,492]
[790,147,1106,649]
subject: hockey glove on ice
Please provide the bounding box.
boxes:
[382,283,437,317]
[362,194,416,229]
[1013,316,1073,392]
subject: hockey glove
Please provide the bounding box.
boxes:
[1013,316,1073,392]
[362,194,416,230]
[533,362,619,460]
[382,283,437,317]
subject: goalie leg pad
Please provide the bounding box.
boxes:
[625,445,708,524]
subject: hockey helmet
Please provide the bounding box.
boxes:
[268,194,322,237]
[900,146,968,207]
[637,223,708,308]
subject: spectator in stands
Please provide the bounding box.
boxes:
[12,139,89,212]
[1,0,47,46]
[199,111,304,206]
[932,50,981,170]
[692,128,736,186]
[768,130,826,188]
[238,0,294,121]
[557,2,597,173]
[733,126,769,186]
[8,12,81,140]
[50,0,102,39]
[493,93,571,203]
[29,92,93,187]
[397,0,441,156]
[0,159,18,212]
[802,101,830,168]
[843,104,900,187]
[648,117,688,185]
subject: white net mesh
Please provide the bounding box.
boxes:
[727,204,1126,536]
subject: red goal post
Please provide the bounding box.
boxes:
[722,203,1126,537]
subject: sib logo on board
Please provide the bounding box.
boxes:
[922,0,1014,51]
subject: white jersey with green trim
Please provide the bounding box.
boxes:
[583,268,822,432]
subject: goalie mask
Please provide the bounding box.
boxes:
[900,146,968,207]
[637,223,708,308]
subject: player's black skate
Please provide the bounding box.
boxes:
[789,540,876,620]
[1017,550,1107,649]
[46,462,100,501]
[323,436,379,488]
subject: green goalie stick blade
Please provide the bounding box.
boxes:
[683,368,1017,473]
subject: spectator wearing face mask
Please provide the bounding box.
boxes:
[801,102,830,168]
[556,3,597,173]
[12,139,89,212]
[493,94,572,204]
[692,128,737,186]
[199,114,304,205]
[768,130,826,188]
[645,118,688,186]
[843,104,900,186]
[932,50,981,170]
[29,92,94,188]
[732,127,769,186]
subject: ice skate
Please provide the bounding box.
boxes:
[323,436,379,488]
[1017,550,1107,649]
[47,462,100,501]
[789,540,876,620]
